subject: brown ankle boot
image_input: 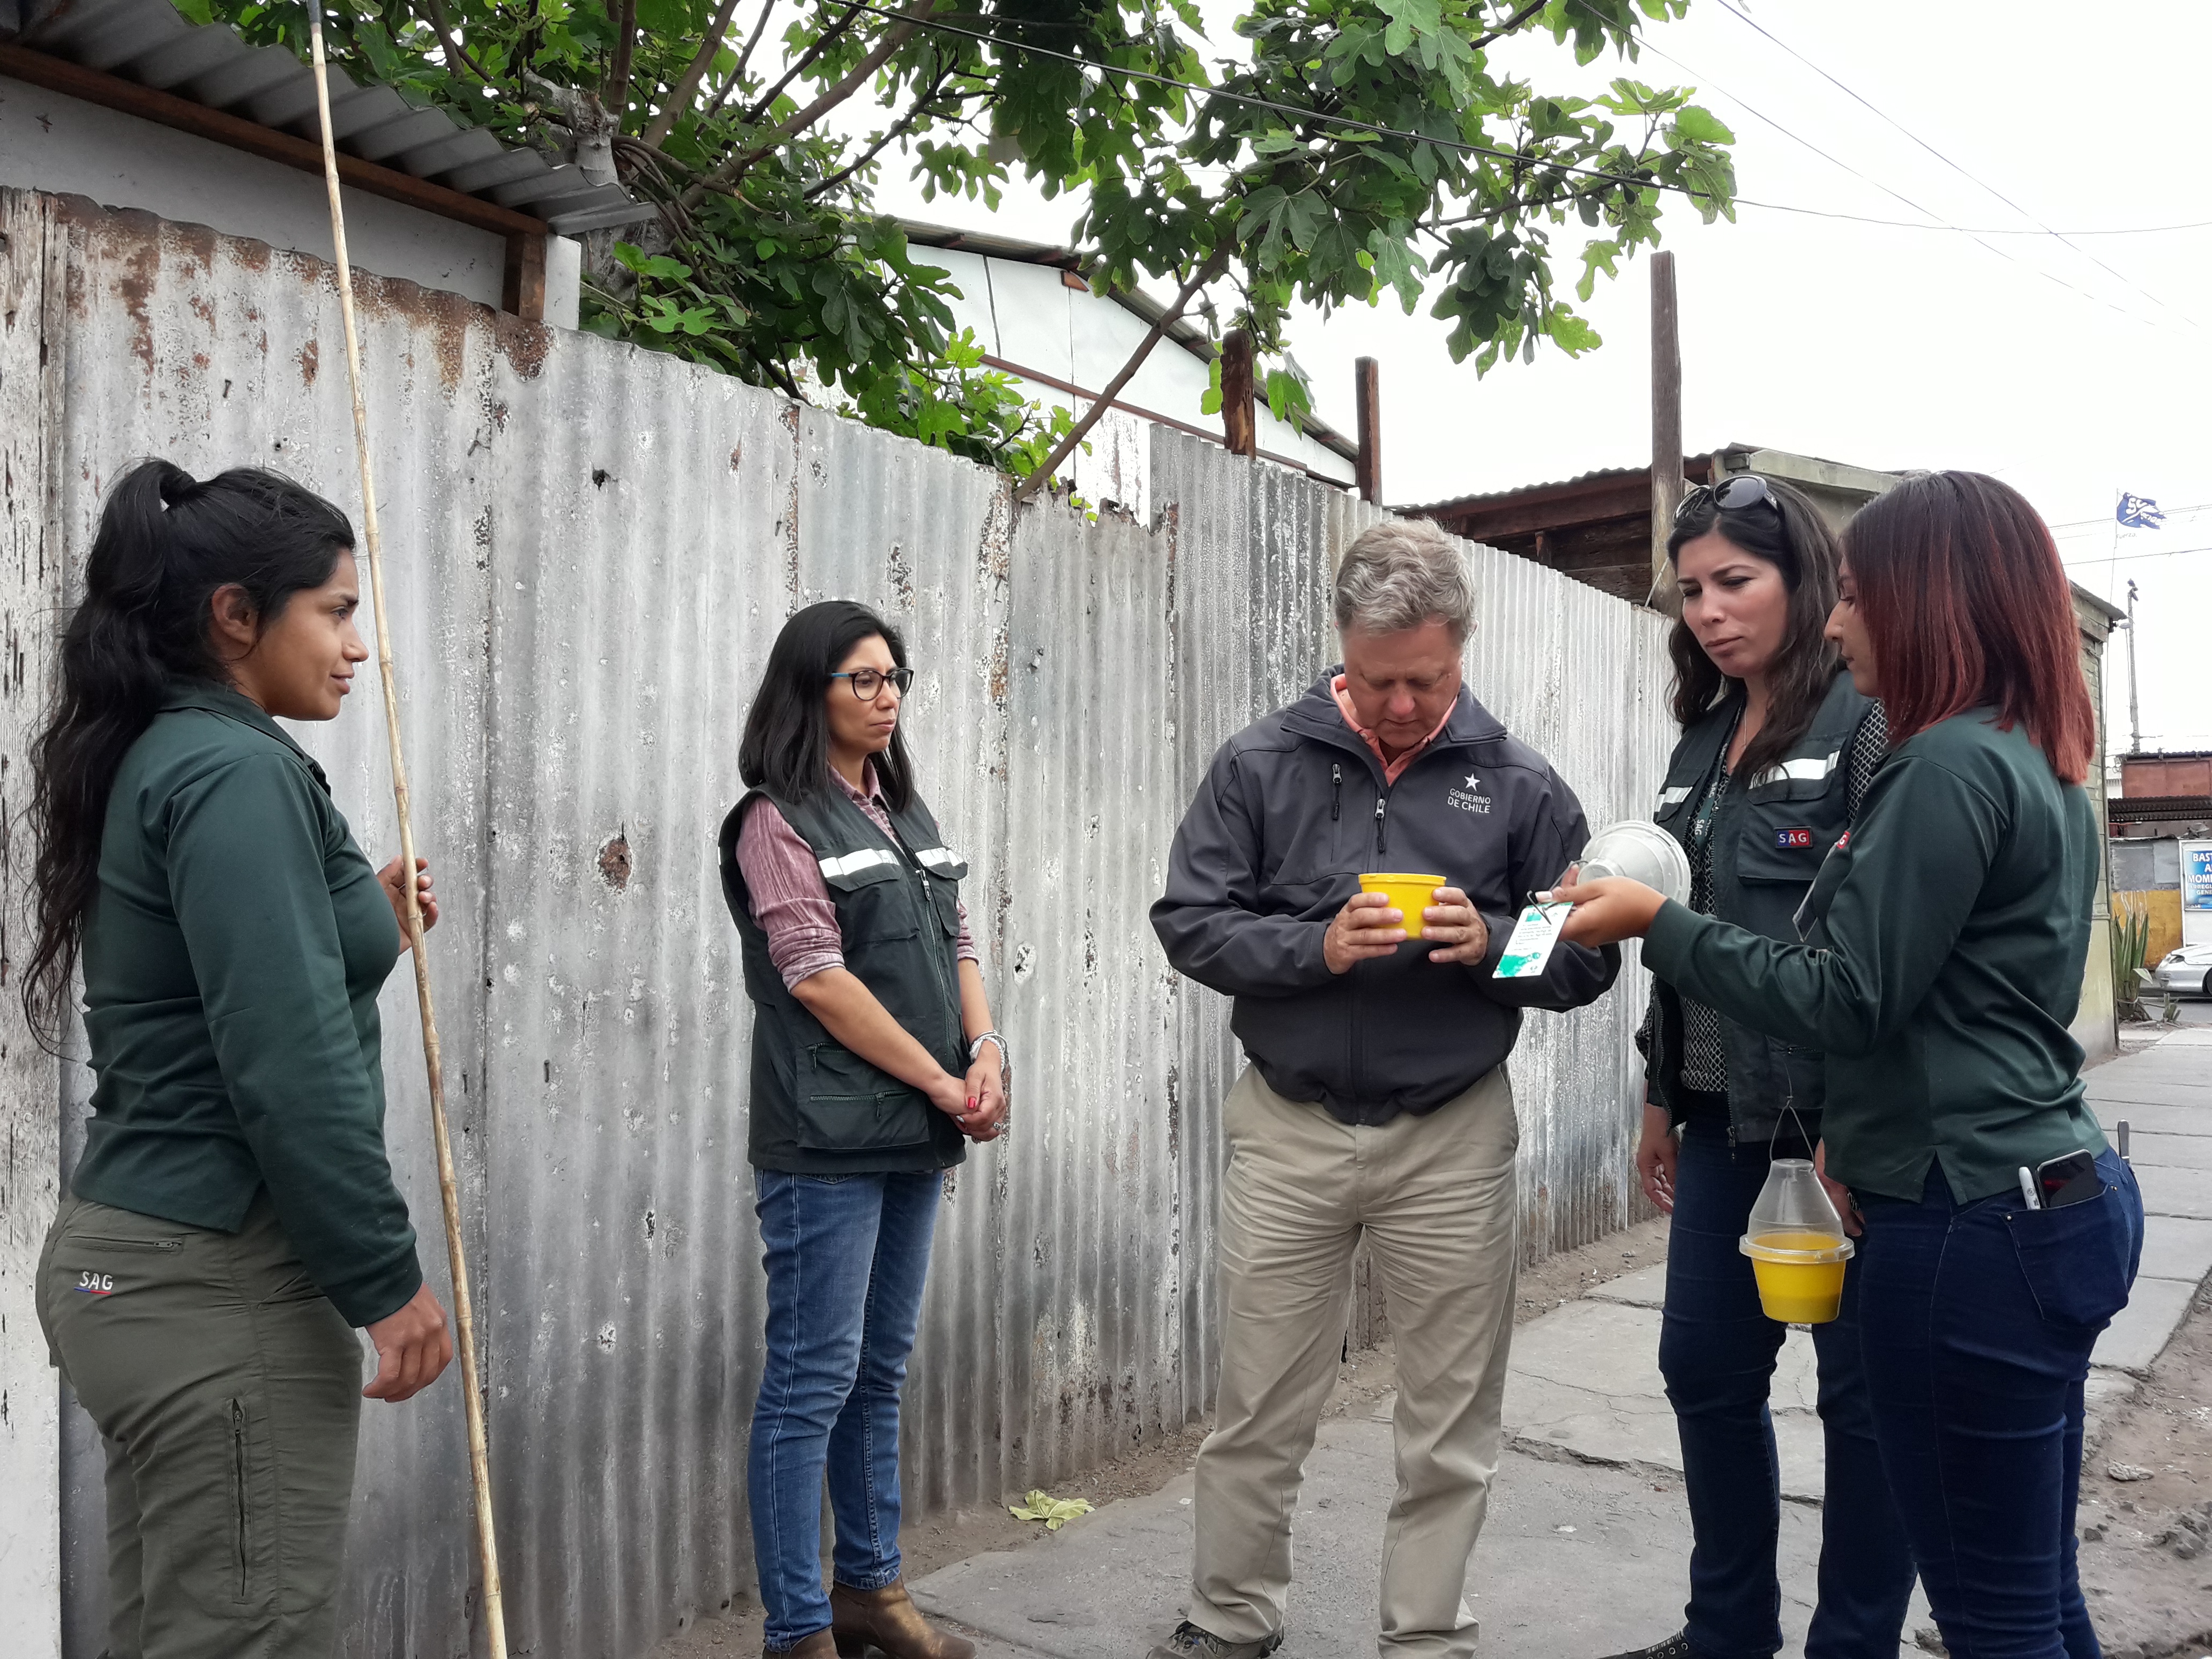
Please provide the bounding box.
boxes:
[765,1631,836,1658]
[828,1579,975,1659]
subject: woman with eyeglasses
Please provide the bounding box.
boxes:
[718,600,1006,1659]
[1561,472,2142,1659]
[1600,474,1912,1659]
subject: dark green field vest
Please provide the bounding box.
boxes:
[718,781,969,1175]
[1646,671,1878,1141]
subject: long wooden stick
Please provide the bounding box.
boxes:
[304,20,510,1658]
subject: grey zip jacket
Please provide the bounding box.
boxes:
[1153,671,1619,1125]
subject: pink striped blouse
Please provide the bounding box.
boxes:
[734,762,978,990]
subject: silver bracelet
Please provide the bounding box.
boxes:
[968,1030,1010,1074]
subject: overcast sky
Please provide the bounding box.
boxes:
[860,1,2212,753]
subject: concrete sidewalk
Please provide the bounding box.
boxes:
[1503,1027,2212,1488]
[913,1029,2212,1659]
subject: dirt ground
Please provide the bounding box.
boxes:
[646,1218,1673,1656]
[2074,1282,2212,1659]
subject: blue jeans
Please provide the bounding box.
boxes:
[750,1169,940,1650]
[1660,1125,1916,1659]
[1857,1148,2142,1659]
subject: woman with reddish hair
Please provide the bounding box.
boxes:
[1559,470,2142,1659]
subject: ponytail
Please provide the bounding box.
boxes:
[24,460,354,1044]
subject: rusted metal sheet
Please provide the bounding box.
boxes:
[0,183,68,1659]
[10,188,1675,1659]
[26,190,514,1659]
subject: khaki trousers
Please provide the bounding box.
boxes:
[1190,1065,1519,1659]
[36,1192,364,1659]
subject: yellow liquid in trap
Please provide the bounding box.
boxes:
[1748,1231,1848,1325]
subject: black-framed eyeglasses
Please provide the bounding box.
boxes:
[1675,474,1780,525]
[830,666,915,700]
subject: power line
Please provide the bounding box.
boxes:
[1589,15,1952,223]
[1951,221,2212,238]
[2063,542,2212,566]
[1677,202,2207,240]
[840,4,2209,257]
[2050,499,2212,533]
[1551,0,2164,332]
[1710,0,2203,332]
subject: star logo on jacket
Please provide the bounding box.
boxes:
[1447,775,1491,814]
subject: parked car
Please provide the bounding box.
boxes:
[2150,941,2212,998]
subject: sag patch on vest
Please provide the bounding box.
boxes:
[1775,826,1815,849]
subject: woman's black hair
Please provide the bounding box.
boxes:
[24,460,355,1042]
[738,600,915,812]
[1665,474,1845,782]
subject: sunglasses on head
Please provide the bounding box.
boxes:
[1674,474,1780,525]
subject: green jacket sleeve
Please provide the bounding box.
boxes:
[1643,754,2000,1058]
[166,752,423,1326]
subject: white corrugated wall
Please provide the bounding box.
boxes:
[1,188,1671,1659]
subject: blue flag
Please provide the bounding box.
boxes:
[2117,492,2165,529]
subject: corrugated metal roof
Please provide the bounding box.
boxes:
[1400,442,1916,518]
[1397,450,1738,518]
[1,0,648,234]
[2109,794,2212,824]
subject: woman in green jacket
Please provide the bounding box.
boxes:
[1610,475,1910,1659]
[28,460,453,1659]
[1558,470,2143,1659]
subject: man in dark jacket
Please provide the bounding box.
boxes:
[1147,519,1618,1659]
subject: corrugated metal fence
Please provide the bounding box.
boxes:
[2,189,1670,1659]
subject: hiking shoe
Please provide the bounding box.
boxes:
[1600,1634,1702,1659]
[1145,1620,1285,1659]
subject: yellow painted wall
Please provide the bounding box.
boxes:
[2076,916,2117,1056]
[2114,889,2186,973]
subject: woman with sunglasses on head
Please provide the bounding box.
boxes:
[1560,472,2143,1659]
[27,461,452,1659]
[718,600,1007,1659]
[1602,474,1914,1659]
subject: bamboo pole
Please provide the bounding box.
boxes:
[304,18,509,1657]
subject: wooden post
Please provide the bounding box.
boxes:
[1221,328,1257,458]
[1354,356,1381,504]
[502,231,547,322]
[1649,251,1683,609]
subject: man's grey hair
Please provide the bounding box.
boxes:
[1332,519,1475,641]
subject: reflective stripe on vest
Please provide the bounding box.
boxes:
[1750,750,1841,788]
[915,846,961,872]
[1658,784,1693,809]
[817,847,901,880]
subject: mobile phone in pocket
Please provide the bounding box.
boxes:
[2035,1149,2102,1209]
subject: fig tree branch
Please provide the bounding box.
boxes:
[686,0,941,211]
[643,0,749,147]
